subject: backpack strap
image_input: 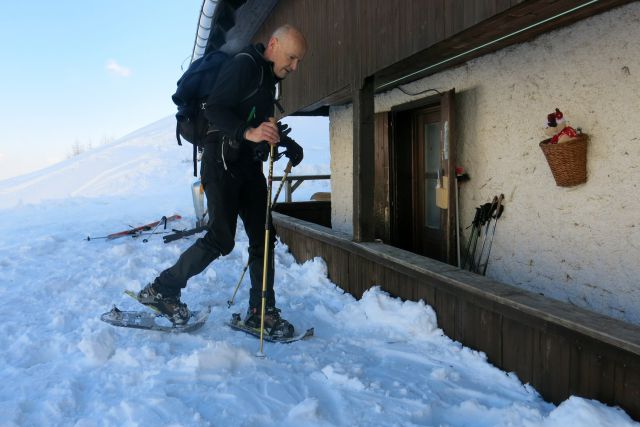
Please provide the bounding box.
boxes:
[200,52,262,137]
[234,52,263,103]
[191,52,265,178]
[193,144,198,177]
[176,123,183,146]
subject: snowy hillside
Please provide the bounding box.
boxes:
[0,117,636,426]
[0,116,330,211]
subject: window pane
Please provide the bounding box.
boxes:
[425,123,440,229]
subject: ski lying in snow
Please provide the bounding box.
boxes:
[100,305,211,333]
[87,214,182,241]
[227,313,314,343]
[163,225,207,243]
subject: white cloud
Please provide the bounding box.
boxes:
[106,59,132,77]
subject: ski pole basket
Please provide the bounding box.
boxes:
[539,134,588,187]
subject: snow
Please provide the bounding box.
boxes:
[0,116,636,426]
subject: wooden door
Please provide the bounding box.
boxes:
[390,89,457,265]
[413,107,445,260]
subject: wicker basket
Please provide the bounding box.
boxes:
[539,134,588,187]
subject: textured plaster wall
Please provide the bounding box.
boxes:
[329,3,640,324]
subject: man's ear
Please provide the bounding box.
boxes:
[267,36,278,51]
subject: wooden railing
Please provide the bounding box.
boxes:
[272,174,330,202]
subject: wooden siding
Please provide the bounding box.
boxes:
[252,0,632,114]
[273,212,640,420]
[373,112,390,242]
[254,0,518,112]
[352,76,375,242]
[253,0,356,114]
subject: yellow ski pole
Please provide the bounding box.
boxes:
[257,119,277,358]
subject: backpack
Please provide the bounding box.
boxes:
[171,49,262,176]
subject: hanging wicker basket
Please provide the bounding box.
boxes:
[539,134,588,187]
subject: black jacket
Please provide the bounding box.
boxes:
[202,44,278,172]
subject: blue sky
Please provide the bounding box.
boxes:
[0,1,202,180]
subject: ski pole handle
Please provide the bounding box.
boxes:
[494,194,505,219]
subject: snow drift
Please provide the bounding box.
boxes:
[0,116,635,426]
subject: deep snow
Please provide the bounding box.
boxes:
[0,116,636,427]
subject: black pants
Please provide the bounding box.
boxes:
[154,153,276,310]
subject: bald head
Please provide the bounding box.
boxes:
[264,25,307,79]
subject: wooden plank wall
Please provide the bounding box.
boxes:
[373,112,390,242]
[253,0,355,113]
[352,76,375,242]
[253,0,520,113]
[250,0,631,113]
[273,213,640,420]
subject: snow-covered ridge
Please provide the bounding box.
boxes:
[0,115,331,211]
[0,116,187,210]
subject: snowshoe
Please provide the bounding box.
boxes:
[101,305,210,333]
[132,284,191,325]
[244,306,295,339]
[228,313,313,343]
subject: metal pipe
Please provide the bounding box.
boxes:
[190,0,218,64]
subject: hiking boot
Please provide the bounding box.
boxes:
[244,306,294,338]
[137,283,190,325]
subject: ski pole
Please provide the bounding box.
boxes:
[467,225,482,272]
[142,216,168,243]
[228,161,292,309]
[471,202,491,273]
[227,260,250,308]
[272,160,293,206]
[481,194,505,276]
[473,196,498,273]
[465,203,491,271]
[467,202,492,272]
[462,207,482,270]
[257,120,277,358]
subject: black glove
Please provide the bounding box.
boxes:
[253,142,270,162]
[277,121,292,139]
[280,135,303,167]
[253,122,292,162]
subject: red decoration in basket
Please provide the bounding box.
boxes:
[551,126,578,144]
[545,108,578,144]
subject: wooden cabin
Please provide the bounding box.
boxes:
[194,0,640,419]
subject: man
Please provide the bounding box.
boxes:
[137,25,307,338]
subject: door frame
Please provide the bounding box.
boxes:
[387,89,457,265]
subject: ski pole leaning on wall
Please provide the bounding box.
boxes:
[462,195,505,275]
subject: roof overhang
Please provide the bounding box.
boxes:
[374,0,634,94]
[294,0,634,114]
